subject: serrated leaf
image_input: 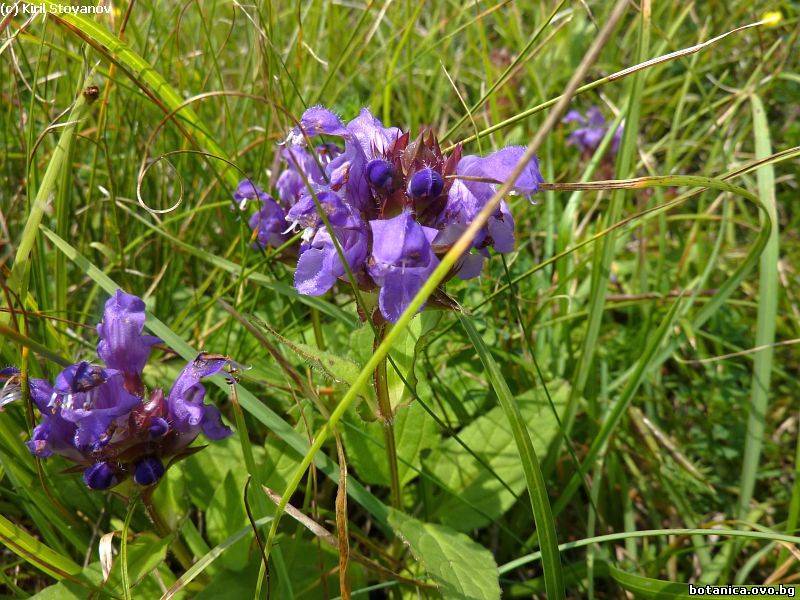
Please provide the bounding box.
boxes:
[251,316,363,387]
[424,383,567,531]
[388,509,500,600]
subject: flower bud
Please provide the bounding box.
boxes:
[407,168,444,199]
[83,462,117,490]
[366,159,395,190]
[133,457,165,486]
[148,417,169,439]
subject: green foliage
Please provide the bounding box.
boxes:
[388,509,501,600]
[424,384,566,531]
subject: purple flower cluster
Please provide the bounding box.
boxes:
[237,106,543,322]
[19,291,232,490]
[563,106,623,155]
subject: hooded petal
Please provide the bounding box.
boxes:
[286,189,352,229]
[54,362,116,395]
[27,378,53,412]
[60,375,141,451]
[346,108,402,157]
[234,179,270,204]
[368,212,439,322]
[294,224,368,296]
[276,169,305,205]
[291,106,350,141]
[458,146,543,197]
[167,354,232,441]
[96,290,160,380]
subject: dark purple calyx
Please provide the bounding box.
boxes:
[148,417,169,439]
[133,457,165,486]
[407,168,444,199]
[83,462,117,490]
[366,159,395,190]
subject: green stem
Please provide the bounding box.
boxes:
[310,308,326,351]
[374,326,402,510]
[142,492,195,572]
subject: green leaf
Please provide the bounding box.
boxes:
[108,532,172,592]
[384,312,441,412]
[183,436,252,511]
[738,93,779,517]
[385,316,422,411]
[388,509,500,600]
[206,472,249,571]
[424,383,566,530]
[343,400,438,486]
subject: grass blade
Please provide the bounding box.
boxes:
[0,513,82,582]
[460,316,565,599]
[737,93,779,518]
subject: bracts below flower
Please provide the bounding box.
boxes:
[235,106,544,323]
[20,290,233,490]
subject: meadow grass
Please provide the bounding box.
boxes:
[1,0,799,598]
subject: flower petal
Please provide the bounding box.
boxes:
[96,290,160,379]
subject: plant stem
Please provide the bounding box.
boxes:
[142,492,195,572]
[374,326,401,509]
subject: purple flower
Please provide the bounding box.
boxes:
[233,178,271,207]
[294,225,369,297]
[270,106,544,322]
[435,146,539,276]
[235,180,289,249]
[97,290,160,391]
[248,196,288,249]
[563,106,623,154]
[286,107,402,211]
[368,211,440,322]
[19,291,233,490]
[277,144,341,205]
[166,354,233,448]
[286,188,353,230]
